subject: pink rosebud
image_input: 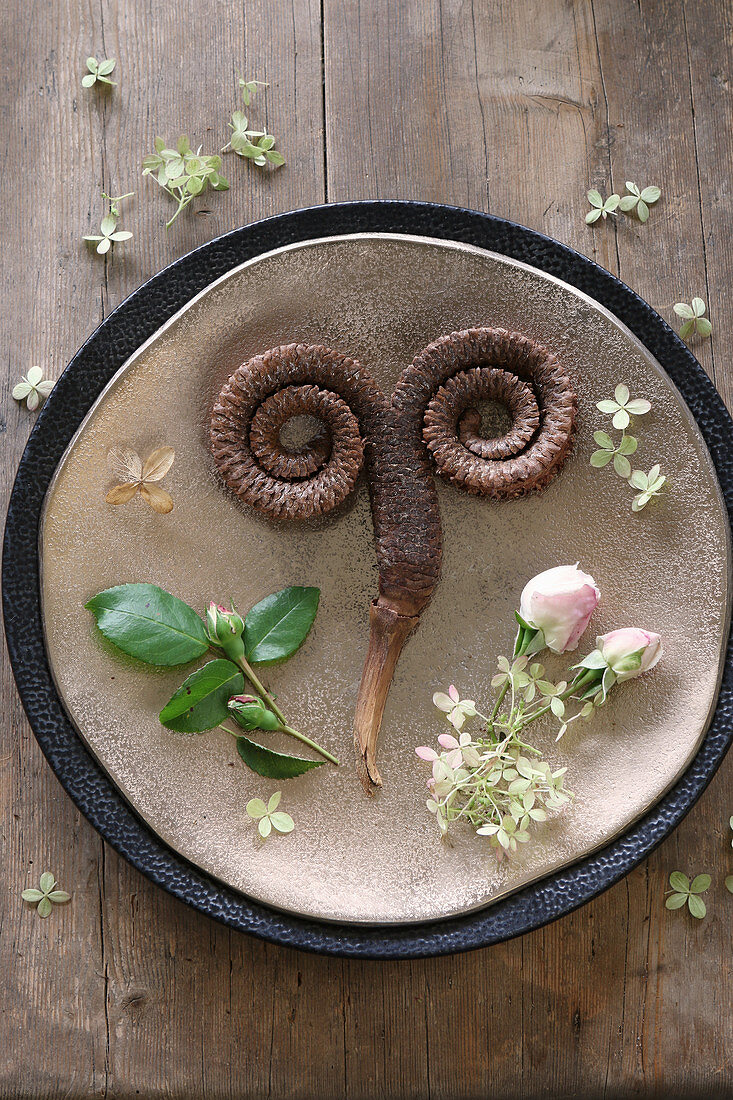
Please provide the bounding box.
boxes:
[519,564,600,653]
[597,628,662,682]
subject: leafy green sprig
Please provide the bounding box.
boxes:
[142,137,229,228]
[586,190,620,223]
[674,297,712,340]
[85,583,337,778]
[22,872,71,917]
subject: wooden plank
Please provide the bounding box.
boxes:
[0,0,326,1096]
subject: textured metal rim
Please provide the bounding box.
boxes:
[4,201,733,959]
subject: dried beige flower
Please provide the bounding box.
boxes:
[106,446,175,513]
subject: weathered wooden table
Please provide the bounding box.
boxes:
[3,1,732,1095]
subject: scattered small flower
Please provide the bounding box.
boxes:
[22,871,71,917]
[674,298,712,340]
[82,56,116,88]
[12,366,55,411]
[239,77,268,106]
[83,191,134,255]
[105,446,175,513]
[222,111,285,167]
[592,384,664,510]
[628,464,666,512]
[591,429,639,477]
[618,182,661,222]
[665,871,710,918]
[142,137,229,229]
[432,684,477,730]
[586,189,620,223]
[246,791,294,838]
[596,384,652,431]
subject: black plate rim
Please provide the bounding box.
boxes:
[4,199,733,959]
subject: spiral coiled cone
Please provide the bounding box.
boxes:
[209,329,577,789]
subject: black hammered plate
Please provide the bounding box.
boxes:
[4,201,733,958]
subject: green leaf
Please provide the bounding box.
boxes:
[619,195,638,212]
[39,871,55,893]
[590,449,613,468]
[625,181,640,196]
[244,586,320,663]
[37,897,53,918]
[266,150,285,166]
[593,431,614,449]
[81,73,97,87]
[585,209,602,224]
[618,434,638,455]
[236,735,324,778]
[267,791,281,812]
[691,297,706,316]
[21,889,44,902]
[640,186,661,203]
[612,408,630,430]
[687,893,706,919]
[100,214,117,236]
[674,302,695,319]
[587,189,603,207]
[696,317,712,337]
[665,892,687,909]
[613,453,632,478]
[97,58,116,75]
[669,871,690,892]
[629,470,648,490]
[85,583,209,666]
[690,874,711,893]
[258,816,272,838]
[637,200,649,222]
[159,659,244,732]
[725,876,733,894]
[597,399,619,414]
[679,319,695,339]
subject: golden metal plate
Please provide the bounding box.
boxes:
[40,234,731,925]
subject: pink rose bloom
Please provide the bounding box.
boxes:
[519,564,600,653]
[597,628,663,682]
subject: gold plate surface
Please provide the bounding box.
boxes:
[40,234,731,924]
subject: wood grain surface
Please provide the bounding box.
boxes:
[2,0,732,1096]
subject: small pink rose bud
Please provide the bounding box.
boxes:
[206,601,246,660]
[597,628,662,682]
[519,564,600,653]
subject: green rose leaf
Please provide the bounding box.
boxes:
[244,586,320,664]
[236,735,324,778]
[159,659,244,732]
[85,583,209,666]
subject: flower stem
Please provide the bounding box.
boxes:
[518,670,598,730]
[234,655,339,765]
